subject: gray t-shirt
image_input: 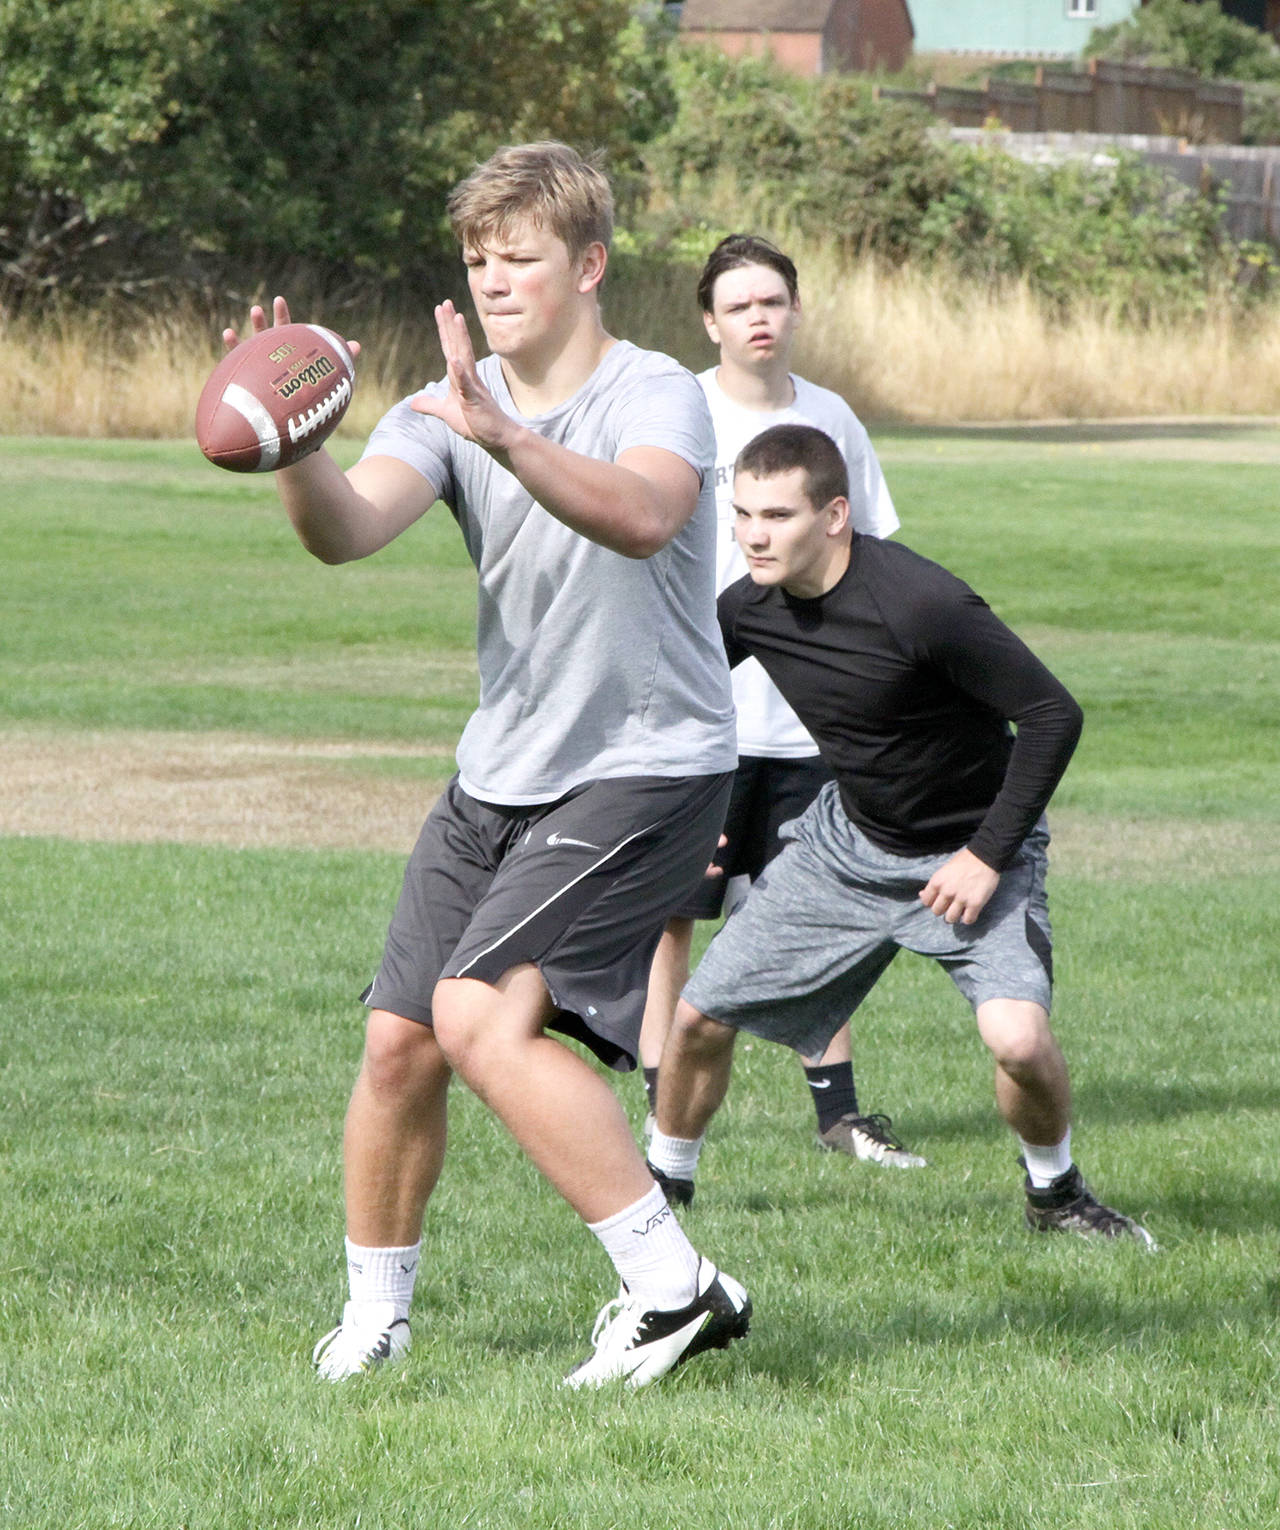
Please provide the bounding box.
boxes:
[362,341,737,804]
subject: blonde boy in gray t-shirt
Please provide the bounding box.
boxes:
[223,144,750,1391]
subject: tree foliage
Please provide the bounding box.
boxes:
[1085,0,1280,82]
[0,0,675,300]
[0,5,1267,316]
[644,49,954,262]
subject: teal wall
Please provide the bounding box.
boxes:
[908,1,1140,58]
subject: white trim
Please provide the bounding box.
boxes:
[452,820,664,978]
[221,382,280,470]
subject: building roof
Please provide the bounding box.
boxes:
[680,0,837,32]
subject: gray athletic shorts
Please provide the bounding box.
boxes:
[683,781,1054,1059]
[363,771,733,1071]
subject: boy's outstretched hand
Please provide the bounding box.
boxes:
[411,301,517,456]
[220,295,362,360]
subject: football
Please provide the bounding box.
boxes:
[195,322,356,472]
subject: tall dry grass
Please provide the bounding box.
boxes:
[0,304,440,442]
[791,253,1280,422]
[5,254,1280,436]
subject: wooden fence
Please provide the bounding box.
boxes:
[876,58,1244,145]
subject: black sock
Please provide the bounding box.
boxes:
[804,1061,858,1133]
[643,1065,659,1113]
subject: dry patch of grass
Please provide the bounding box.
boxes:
[0,305,429,442]
[2,730,1270,880]
[0,729,448,853]
[1050,808,1280,882]
[8,262,1280,434]
[792,255,1280,424]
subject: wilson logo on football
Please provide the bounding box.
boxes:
[278,356,338,400]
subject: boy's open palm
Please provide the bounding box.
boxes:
[412,301,515,456]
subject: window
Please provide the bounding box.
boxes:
[1066,0,1097,16]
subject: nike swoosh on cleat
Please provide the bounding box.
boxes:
[628,1312,712,1382]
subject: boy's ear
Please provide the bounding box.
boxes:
[825,495,851,537]
[578,241,608,294]
[702,309,720,347]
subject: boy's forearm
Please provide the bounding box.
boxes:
[496,428,696,559]
[276,451,432,565]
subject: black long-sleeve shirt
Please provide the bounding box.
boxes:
[717,535,1083,870]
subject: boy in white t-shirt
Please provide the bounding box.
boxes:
[641,235,925,1195]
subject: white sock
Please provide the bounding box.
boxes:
[345,1237,421,1321]
[588,1184,701,1312]
[1019,1129,1072,1188]
[647,1127,704,1180]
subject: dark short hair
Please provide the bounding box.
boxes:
[696,233,799,313]
[735,424,849,510]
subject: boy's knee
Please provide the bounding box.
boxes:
[362,1008,449,1094]
[670,1000,736,1059]
[426,980,483,1068]
[977,999,1056,1076]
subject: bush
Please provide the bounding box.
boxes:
[1086,0,1280,83]
[642,49,1248,319]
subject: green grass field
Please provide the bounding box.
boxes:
[1,429,1277,1528]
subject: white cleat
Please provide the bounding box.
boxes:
[312,1300,411,1380]
[564,1258,751,1390]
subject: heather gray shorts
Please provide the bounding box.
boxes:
[683,781,1054,1059]
[363,771,732,1071]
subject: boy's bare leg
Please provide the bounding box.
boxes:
[975,998,1070,1146]
[431,964,653,1220]
[654,999,738,1143]
[314,1011,451,1379]
[343,1009,452,1247]
[638,916,694,1071]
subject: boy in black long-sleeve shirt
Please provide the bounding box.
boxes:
[648,424,1153,1244]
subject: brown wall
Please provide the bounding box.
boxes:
[683,1,912,76]
[838,0,912,74]
[683,28,823,76]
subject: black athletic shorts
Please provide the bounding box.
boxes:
[362,771,733,1071]
[675,753,832,921]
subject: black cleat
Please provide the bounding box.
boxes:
[564,1258,750,1388]
[647,1159,694,1207]
[1023,1162,1156,1248]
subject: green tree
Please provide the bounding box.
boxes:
[0,0,675,301]
[1086,0,1280,81]
[644,47,951,261]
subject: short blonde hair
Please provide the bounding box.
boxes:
[447,141,614,260]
